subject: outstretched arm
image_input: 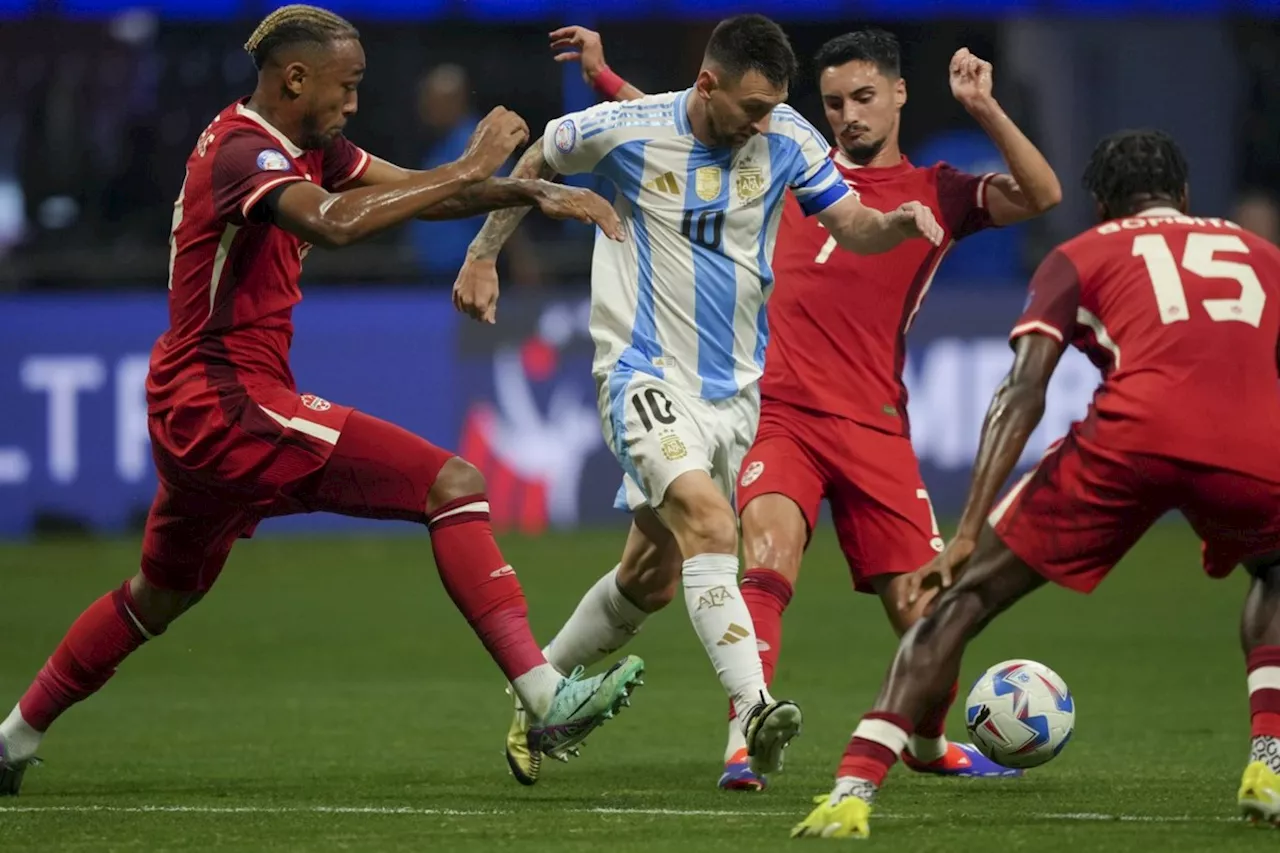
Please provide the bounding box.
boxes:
[353,156,560,220]
[817,193,944,254]
[264,107,528,248]
[949,48,1061,225]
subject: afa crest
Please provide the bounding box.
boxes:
[736,165,765,202]
[660,433,687,461]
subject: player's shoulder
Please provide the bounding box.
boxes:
[563,90,686,139]
[767,104,828,143]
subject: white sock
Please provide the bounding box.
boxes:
[0,705,43,764]
[724,717,748,761]
[908,734,948,763]
[511,664,562,720]
[681,553,772,723]
[543,566,649,675]
[830,775,878,806]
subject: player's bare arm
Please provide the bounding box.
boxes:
[551,25,646,101]
[818,193,944,253]
[353,154,621,230]
[949,48,1061,226]
[453,141,562,323]
[904,332,1063,607]
[267,106,529,248]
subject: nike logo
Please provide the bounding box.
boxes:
[490,565,516,578]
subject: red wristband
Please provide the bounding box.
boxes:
[592,65,627,100]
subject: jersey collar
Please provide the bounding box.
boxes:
[235,101,305,158]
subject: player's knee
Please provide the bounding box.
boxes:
[739,496,806,580]
[427,457,486,514]
[679,503,738,556]
[128,572,204,632]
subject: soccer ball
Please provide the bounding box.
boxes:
[964,659,1075,769]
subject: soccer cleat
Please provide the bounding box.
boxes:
[0,737,35,797]
[790,793,871,840]
[744,698,802,776]
[718,747,767,791]
[526,655,644,760]
[505,686,542,786]
[902,742,1023,778]
[1239,760,1280,826]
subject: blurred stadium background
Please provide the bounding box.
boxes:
[3,0,1279,539]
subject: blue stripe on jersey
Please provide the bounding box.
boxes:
[607,368,646,497]
[674,89,692,136]
[595,141,664,380]
[683,144,738,400]
[750,134,798,371]
[801,178,848,216]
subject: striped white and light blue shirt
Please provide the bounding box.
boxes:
[542,89,849,401]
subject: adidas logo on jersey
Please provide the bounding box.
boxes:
[644,172,680,195]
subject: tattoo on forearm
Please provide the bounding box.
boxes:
[469,139,555,259]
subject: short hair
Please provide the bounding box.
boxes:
[705,14,798,89]
[1082,129,1189,218]
[813,29,901,81]
[243,4,359,70]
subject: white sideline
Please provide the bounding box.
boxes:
[0,804,1247,823]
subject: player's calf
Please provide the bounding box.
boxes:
[1239,554,1280,823]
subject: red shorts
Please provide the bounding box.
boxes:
[142,389,454,592]
[736,398,944,592]
[992,430,1280,593]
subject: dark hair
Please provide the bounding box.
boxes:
[244,4,359,70]
[1083,129,1189,218]
[813,29,901,81]
[705,14,798,89]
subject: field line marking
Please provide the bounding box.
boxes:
[0,804,1246,823]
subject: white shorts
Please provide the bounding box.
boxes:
[598,369,760,512]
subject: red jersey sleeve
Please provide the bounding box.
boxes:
[211,129,306,225]
[935,162,997,240]
[321,135,372,191]
[1010,248,1081,347]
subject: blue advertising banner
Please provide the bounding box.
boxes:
[0,288,1098,538]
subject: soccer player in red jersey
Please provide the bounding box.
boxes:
[547,26,1062,788]
[793,129,1280,838]
[0,4,646,795]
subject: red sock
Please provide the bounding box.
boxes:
[916,682,959,740]
[428,494,546,682]
[726,569,792,722]
[1248,646,1280,738]
[838,712,912,786]
[19,581,154,732]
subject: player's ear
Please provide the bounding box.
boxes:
[282,61,308,98]
[1179,183,1191,214]
[894,76,907,109]
[694,68,718,99]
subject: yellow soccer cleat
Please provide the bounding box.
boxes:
[505,686,541,786]
[1239,761,1280,826]
[790,794,871,840]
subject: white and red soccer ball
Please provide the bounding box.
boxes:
[964,659,1075,769]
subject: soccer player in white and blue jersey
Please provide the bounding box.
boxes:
[456,14,943,786]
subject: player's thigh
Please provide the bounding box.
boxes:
[991,434,1170,594]
[140,479,256,594]
[822,423,944,594]
[600,369,717,516]
[282,410,456,523]
[736,409,826,582]
[1180,467,1280,580]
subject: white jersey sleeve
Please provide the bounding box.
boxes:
[769,105,849,216]
[542,99,658,176]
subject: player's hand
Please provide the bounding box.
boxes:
[533,184,626,241]
[452,255,501,324]
[550,26,608,86]
[460,107,530,180]
[949,48,995,108]
[901,537,977,611]
[891,201,944,246]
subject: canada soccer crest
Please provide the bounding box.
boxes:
[740,460,764,487]
[300,394,331,412]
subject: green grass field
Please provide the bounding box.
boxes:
[0,522,1273,851]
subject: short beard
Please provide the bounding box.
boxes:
[840,134,887,166]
